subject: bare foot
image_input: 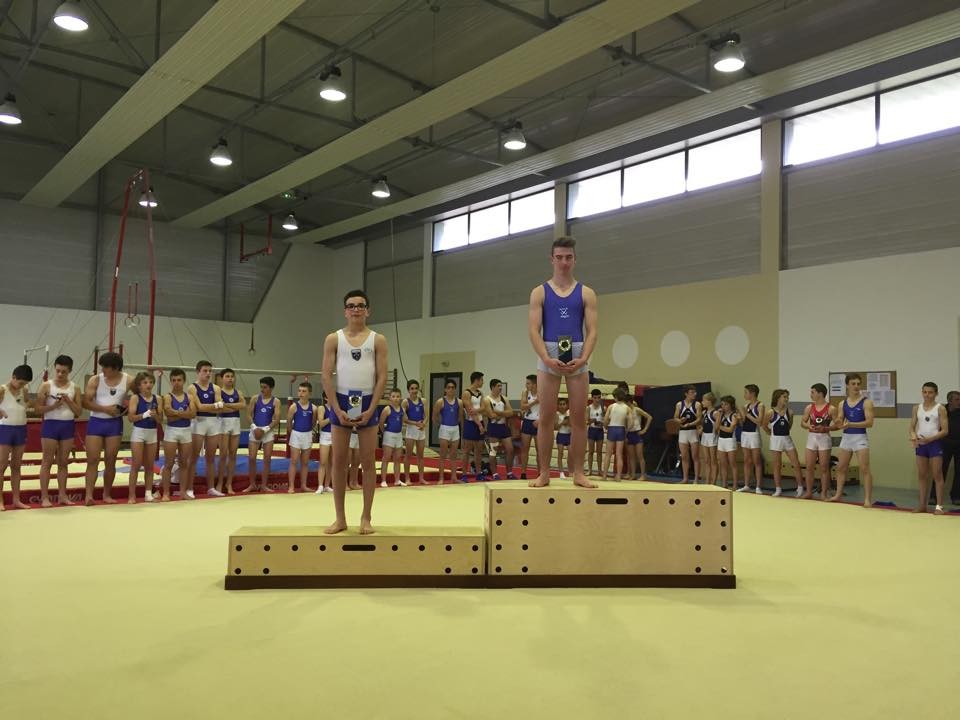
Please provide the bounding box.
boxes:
[574,475,599,489]
[912,506,926,513]
[241,484,256,494]
[13,500,29,510]
[61,496,75,506]
[862,499,873,508]
[127,497,137,505]
[824,494,839,503]
[287,487,295,494]
[802,493,814,500]
[84,497,95,507]
[324,520,348,535]
[160,495,171,502]
[348,483,360,491]
[359,518,375,535]
[227,489,235,495]
[528,475,550,488]
[41,498,53,508]
[103,496,118,504]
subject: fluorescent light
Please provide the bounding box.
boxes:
[319,67,346,102]
[713,39,745,73]
[371,178,390,198]
[282,213,298,231]
[503,123,527,151]
[138,187,158,208]
[0,94,22,125]
[53,2,90,32]
[209,138,233,167]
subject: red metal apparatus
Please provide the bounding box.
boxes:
[240,215,273,262]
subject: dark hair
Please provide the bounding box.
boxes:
[590,388,601,397]
[133,371,154,391]
[343,289,369,307]
[54,354,73,370]
[810,383,827,397]
[720,395,737,411]
[444,379,457,389]
[259,376,275,388]
[389,387,401,395]
[406,379,420,389]
[99,352,123,371]
[558,396,568,404]
[490,378,502,390]
[744,384,759,397]
[470,371,484,383]
[922,381,938,393]
[613,388,627,402]
[771,388,789,407]
[526,374,537,383]
[947,390,960,401]
[12,364,33,381]
[845,373,861,385]
[170,368,186,380]
[616,381,630,391]
[221,368,235,377]
[683,385,696,395]
[196,360,212,371]
[551,236,575,255]
[299,381,313,392]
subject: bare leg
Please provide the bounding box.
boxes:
[380,447,394,487]
[188,434,205,497]
[680,443,692,483]
[602,440,614,480]
[325,426,350,534]
[785,448,801,496]
[9,445,28,509]
[931,456,945,512]
[636,443,647,480]
[771,450,782,494]
[533,371,562,488]
[829,449,852,502]
[161,442,177,500]
[101,435,121,504]
[416,440,425,483]
[437,440,448,484]
[613,441,624,480]
[288,447,300,493]
[728,452,739,490]
[205,435,220,493]
[357,427,378,534]
[243,441,260,492]
[914,455,930,513]
[0,445,8,510]
[857,448,873,507]
[348,449,360,490]
[817,449,831,499]
[718,451,728,488]
[56,439,73,504]
[316,445,331,491]
[804,448,817,498]
[84,435,104,505]
[261,442,274,491]
[224,435,239,493]
[129,442,144,503]
[299,446,310,491]
[39,438,58,507]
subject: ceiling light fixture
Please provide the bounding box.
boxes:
[53,2,90,32]
[371,177,391,199]
[502,122,527,151]
[319,66,347,102]
[712,33,746,73]
[138,186,158,208]
[282,213,298,231]
[209,138,233,167]
[0,94,22,125]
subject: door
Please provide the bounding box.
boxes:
[429,371,462,448]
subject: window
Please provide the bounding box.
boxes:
[784,98,876,166]
[433,215,468,251]
[880,72,960,145]
[622,152,685,207]
[686,129,761,190]
[509,190,554,234]
[468,203,508,244]
[567,170,621,219]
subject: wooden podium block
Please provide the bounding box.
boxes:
[485,483,734,588]
[225,526,486,589]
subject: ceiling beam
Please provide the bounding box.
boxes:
[21,0,307,208]
[174,0,699,229]
[289,9,960,245]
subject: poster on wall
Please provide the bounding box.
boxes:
[866,372,895,408]
[827,370,898,418]
[828,373,845,397]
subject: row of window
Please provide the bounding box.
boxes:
[432,71,960,251]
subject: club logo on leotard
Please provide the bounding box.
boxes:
[109,388,117,395]
[924,416,930,422]
[351,349,361,361]
[559,307,569,319]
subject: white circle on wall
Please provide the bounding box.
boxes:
[715,325,750,365]
[660,330,690,367]
[612,334,639,369]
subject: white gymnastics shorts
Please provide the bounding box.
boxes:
[130,427,158,444]
[769,435,796,453]
[718,437,737,453]
[404,426,426,442]
[163,426,192,445]
[537,341,588,377]
[192,416,221,438]
[438,425,460,443]
[318,431,332,447]
[700,432,717,448]
[678,429,699,445]
[839,433,869,452]
[740,431,762,450]
[288,429,313,451]
[249,426,275,445]
[382,431,404,449]
[805,433,832,452]
[221,417,241,437]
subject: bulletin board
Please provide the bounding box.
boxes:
[827,371,897,419]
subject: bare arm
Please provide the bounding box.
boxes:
[35,382,61,415]
[320,332,348,425]
[245,396,256,425]
[432,399,443,426]
[579,285,599,364]
[761,409,773,435]
[378,405,390,432]
[527,285,552,365]
[638,408,653,434]
[270,399,281,432]
[801,404,813,431]
[82,375,118,415]
[361,333,389,426]
[673,402,682,421]
[63,386,83,417]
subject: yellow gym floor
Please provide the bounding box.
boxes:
[0,481,955,719]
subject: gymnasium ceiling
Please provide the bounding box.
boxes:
[1,0,958,240]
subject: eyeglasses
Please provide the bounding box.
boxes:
[345,303,368,310]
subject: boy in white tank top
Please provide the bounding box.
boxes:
[36,355,82,507]
[910,381,949,514]
[82,352,133,506]
[322,290,388,535]
[0,364,34,510]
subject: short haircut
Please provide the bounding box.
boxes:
[526,374,537,383]
[444,379,457,389]
[99,352,123,371]
[221,368,235,377]
[406,379,420,389]
[845,373,861,385]
[343,289,369,306]
[613,388,627,402]
[590,388,601,397]
[12,364,33,382]
[54,354,73,370]
[810,383,827,397]
[721,395,736,410]
[922,381,938,393]
[551,236,575,255]
[196,360,212,371]
[947,390,959,401]
[489,378,502,390]
[703,391,716,404]
[558,397,568,406]
[771,388,789,407]
[133,371,153,390]
[299,381,313,392]
[170,368,186,380]
[684,384,696,393]
[470,371,484,383]
[259,376,275,388]
[744,384,759,397]
[389,387,401,395]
